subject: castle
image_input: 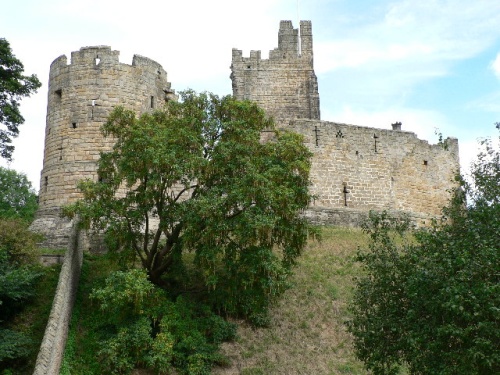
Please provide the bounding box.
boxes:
[31,21,460,249]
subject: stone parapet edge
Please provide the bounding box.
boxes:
[33,219,82,375]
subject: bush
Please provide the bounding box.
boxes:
[89,269,236,375]
[0,219,43,367]
[348,128,500,374]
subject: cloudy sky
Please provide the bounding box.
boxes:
[2,0,500,190]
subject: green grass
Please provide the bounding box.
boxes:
[63,226,370,374]
[213,226,369,375]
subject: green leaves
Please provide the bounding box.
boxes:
[90,269,236,375]
[0,167,38,223]
[66,90,314,325]
[348,125,500,374]
[0,38,42,161]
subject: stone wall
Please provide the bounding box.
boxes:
[33,220,82,375]
[38,46,174,210]
[231,20,320,125]
[289,120,460,221]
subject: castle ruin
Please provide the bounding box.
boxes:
[30,46,174,248]
[31,21,460,249]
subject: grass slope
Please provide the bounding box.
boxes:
[214,227,369,375]
[63,226,370,374]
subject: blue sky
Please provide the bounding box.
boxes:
[2,0,500,190]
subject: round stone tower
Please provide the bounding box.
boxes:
[32,46,175,248]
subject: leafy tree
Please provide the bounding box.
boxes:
[86,269,235,375]
[348,127,500,374]
[0,38,41,161]
[0,219,43,366]
[0,166,38,222]
[65,90,314,324]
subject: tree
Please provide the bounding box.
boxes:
[65,91,314,324]
[0,38,41,161]
[348,127,500,374]
[0,166,38,222]
[0,218,43,366]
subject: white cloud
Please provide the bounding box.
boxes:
[468,91,500,113]
[490,53,500,80]
[316,0,500,74]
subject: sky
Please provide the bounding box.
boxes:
[2,0,500,191]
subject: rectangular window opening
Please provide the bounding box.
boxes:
[72,122,77,129]
[423,160,428,166]
[150,96,155,109]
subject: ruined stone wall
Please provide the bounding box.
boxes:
[231,21,320,124]
[288,120,460,223]
[38,46,174,210]
[33,220,82,375]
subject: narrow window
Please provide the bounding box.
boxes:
[343,183,349,207]
[72,122,77,129]
[423,160,428,166]
[150,96,155,109]
[314,126,320,146]
[95,57,100,65]
[55,89,62,104]
[44,176,48,192]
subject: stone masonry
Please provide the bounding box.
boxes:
[31,21,460,374]
[231,20,320,125]
[31,46,175,248]
[231,21,460,225]
[32,21,460,249]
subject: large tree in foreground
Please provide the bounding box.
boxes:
[65,91,314,323]
[348,126,500,374]
[0,38,41,161]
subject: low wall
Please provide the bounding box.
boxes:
[303,206,434,228]
[33,219,82,375]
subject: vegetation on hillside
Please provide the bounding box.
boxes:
[63,90,315,373]
[0,218,58,373]
[64,227,369,375]
[348,126,500,374]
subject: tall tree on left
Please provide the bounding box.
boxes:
[0,38,41,161]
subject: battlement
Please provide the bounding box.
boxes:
[38,46,174,216]
[49,46,168,78]
[231,20,320,123]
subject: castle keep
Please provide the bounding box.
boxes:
[231,20,320,124]
[231,21,459,225]
[32,21,460,248]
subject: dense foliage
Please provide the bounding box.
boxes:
[89,269,235,374]
[0,219,43,367]
[0,166,38,222]
[0,38,41,161]
[65,90,314,325]
[348,127,500,374]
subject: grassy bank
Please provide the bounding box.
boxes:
[63,226,370,374]
[213,226,369,375]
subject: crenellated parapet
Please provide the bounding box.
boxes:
[231,20,320,124]
[32,47,175,248]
